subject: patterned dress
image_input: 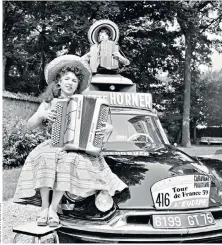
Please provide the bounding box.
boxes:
[13,101,127,203]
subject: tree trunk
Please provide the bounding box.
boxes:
[3,55,7,91]
[4,56,13,90]
[39,2,47,92]
[176,129,182,144]
[39,32,46,92]
[181,32,192,147]
[193,121,197,144]
[3,4,6,91]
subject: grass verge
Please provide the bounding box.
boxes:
[3,167,22,201]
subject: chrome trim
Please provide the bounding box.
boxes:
[111,109,156,116]
[60,206,222,236]
[118,206,222,214]
[58,229,222,242]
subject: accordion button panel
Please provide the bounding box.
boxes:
[51,104,63,146]
[94,105,109,147]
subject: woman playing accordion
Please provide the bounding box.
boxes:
[13,55,127,227]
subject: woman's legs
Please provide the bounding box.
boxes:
[39,187,50,210]
[37,187,50,226]
[48,190,64,226]
[39,187,64,211]
[39,188,64,225]
[50,190,64,211]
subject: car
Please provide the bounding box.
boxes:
[56,91,222,243]
[19,90,222,243]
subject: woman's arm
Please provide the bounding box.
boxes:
[27,102,56,130]
[112,51,130,66]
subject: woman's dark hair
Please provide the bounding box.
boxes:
[39,65,84,103]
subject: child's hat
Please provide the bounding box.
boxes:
[88,19,119,44]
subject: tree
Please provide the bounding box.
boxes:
[3,1,181,95]
[3,1,33,91]
[3,1,125,93]
[170,1,222,146]
[200,69,222,126]
[3,1,222,142]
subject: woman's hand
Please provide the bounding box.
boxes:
[95,122,113,138]
[38,109,57,123]
[112,51,130,65]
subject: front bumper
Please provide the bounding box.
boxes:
[59,206,222,243]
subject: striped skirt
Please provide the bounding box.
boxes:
[13,140,127,203]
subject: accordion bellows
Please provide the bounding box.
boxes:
[51,95,109,156]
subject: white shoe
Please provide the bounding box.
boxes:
[48,207,60,227]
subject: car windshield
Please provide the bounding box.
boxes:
[108,112,166,146]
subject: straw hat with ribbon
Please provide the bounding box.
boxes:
[44,55,92,93]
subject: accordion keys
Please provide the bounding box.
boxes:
[51,99,69,147]
[51,95,109,156]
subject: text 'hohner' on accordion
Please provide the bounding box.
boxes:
[51,95,109,156]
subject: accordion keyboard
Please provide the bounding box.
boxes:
[51,103,64,146]
[93,105,109,146]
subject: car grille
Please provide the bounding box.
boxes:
[126,215,150,224]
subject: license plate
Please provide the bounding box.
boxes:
[153,212,215,229]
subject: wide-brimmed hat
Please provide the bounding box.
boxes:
[88,19,119,45]
[44,55,92,93]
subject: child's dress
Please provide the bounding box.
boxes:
[13,100,127,203]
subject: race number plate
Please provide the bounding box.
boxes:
[153,212,215,229]
[151,175,211,210]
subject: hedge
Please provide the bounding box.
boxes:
[3,92,47,169]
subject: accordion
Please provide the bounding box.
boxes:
[51,95,109,156]
[99,40,119,70]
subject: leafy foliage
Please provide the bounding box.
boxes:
[3,1,182,93]
[200,69,222,126]
[3,95,44,169]
[3,119,47,169]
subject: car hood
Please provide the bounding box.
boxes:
[104,144,222,209]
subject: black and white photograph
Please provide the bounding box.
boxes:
[2,0,222,243]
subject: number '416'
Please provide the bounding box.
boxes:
[156,193,170,207]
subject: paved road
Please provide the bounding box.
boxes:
[178,145,222,161]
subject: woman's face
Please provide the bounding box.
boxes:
[58,71,79,97]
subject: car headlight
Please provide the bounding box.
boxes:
[95,190,114,212]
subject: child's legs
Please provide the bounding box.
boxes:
[50,190,64,211]
[39,187,50,210]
